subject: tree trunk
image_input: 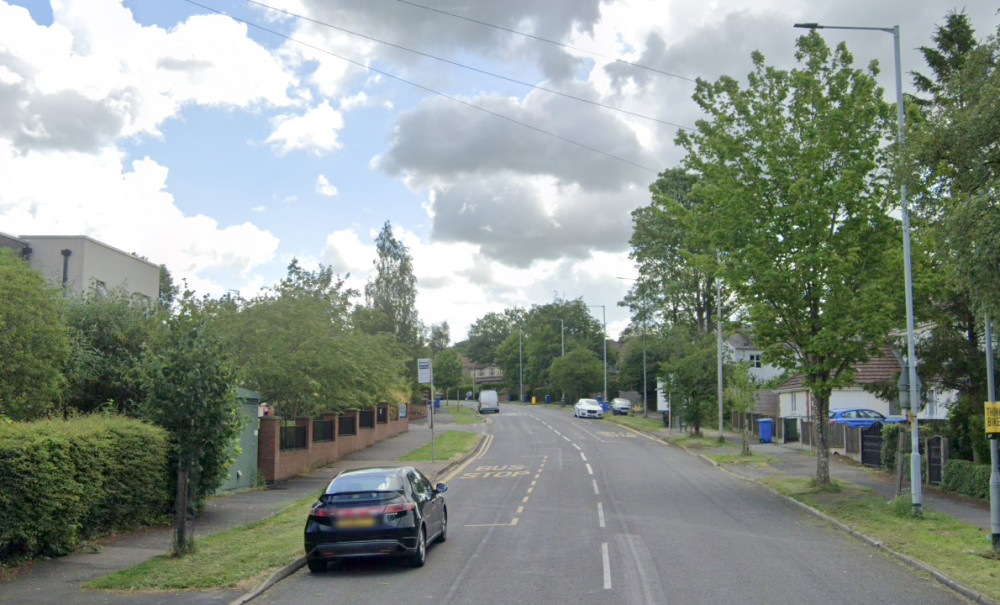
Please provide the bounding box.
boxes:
[173,458,192,556]
[814,395,830,485]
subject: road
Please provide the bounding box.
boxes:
[256,403,964,605]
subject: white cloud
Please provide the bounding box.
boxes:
[266,100,345,155]
[316,174,338,196]
[0,145,280,297]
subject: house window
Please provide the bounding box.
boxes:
[790,392,797,413]
[748,354,762,368]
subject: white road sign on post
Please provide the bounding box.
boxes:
[417,358,433,385]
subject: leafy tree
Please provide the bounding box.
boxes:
[433,349,463,400]
[630,169,726,331]
[676,32,898,484]
[726,361,757,454]
[549,348,603,403]
[0,248,69,420]
[660,324,718,436]
[907,12,1000,461]
[428,322,451,356]
[62,287,156,417]
[466,309,524,364]
[158,264,178,309]
[141,290,240,556]
[364,221,419,349]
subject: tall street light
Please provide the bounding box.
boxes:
[587,304,607,403]
[617,277,648,417]
[519,328,523,403]
[794,22,922,514]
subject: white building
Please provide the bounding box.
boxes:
[9,234,159,303]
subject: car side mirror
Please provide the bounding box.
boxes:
[435,483,448,494]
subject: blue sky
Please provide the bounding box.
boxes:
[2,0,997,341]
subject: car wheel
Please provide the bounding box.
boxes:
[408,527,427,567]
[307,558,326,573]
[437,511,448,543]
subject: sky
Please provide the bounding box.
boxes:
[1,1,997,343]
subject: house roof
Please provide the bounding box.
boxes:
[774,349,900,392]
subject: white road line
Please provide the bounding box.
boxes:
[586,463,594,475]
[580,452,587,461]
[592,479,600,495]
[517,506,524,514]
[572,443,581,450]
[602,543,612,589]
[522,496,530,503]
[563,436,571,442]
[597,502,605,528]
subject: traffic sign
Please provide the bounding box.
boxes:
[986,401,1000,437]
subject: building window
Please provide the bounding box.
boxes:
[748,353,762,368]
[790,392,797,413]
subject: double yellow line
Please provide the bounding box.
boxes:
[440,433,493,483]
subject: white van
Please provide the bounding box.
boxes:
[477,390,500,414]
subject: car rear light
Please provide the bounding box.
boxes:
[383,502,416,514]
[311,501,415,520]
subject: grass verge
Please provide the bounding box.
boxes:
[449,405,485,425]
[397,430,481,462]
[706,452,780,466]
[760,476,1000,602]
[85,494,315,591]
[606,414,669,432]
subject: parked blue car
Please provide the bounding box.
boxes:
[828,408,906,428]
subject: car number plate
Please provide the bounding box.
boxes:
[337,517,376,528]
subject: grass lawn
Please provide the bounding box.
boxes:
[86,494,316,591]
[449,404,485,425]
[397,430,481,462]
[706,452,780,466]
[606,414,669,432]
[761,476,1000,602]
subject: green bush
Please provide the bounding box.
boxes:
[881,423,904,472]
[941,459,991,500]
[0,416,171,561]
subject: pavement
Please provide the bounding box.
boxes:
[0,404,995,605]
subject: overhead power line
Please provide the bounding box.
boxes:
[245,0,689,130]
[396,0,698,83]
[181,0,660,173]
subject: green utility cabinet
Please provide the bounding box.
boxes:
[217,388,261,493]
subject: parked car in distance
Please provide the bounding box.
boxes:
[304,466,447,572]
[477,390,500,414]
[828,408,906,428]
[574,398,604,419]
[610,398,632,416]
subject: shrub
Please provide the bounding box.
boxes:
[941,459,991,500]
[0,416,170,561]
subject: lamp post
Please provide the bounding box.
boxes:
[617,277,648,417]
[716,252,724,443]
[794,22,922,514]
[586,304,608,403]
[553,318,566,405]
[519,328,523,403]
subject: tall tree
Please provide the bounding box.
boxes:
[466,309,523,364]
[365,221,419,349]
[158,264,178,309]
[62,287,156,417]
[549,348,604,403]
[908,12,1000,461]
[433,349,463,400]
[0,249,69,420]
[141,290,240,556]
[428,322,451,356]
[677,32,898,484]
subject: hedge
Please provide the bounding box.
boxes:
[0,416,171,561]
[941,459,992,500]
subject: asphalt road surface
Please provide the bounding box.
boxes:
[256,404,965,605]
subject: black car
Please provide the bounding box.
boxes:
[304,466,448,572]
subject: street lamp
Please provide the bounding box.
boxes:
[553,318,566,405]
[617,277,648,417]
[586,304,607,403]
[519,328,523,403]
[794,21,922,514]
